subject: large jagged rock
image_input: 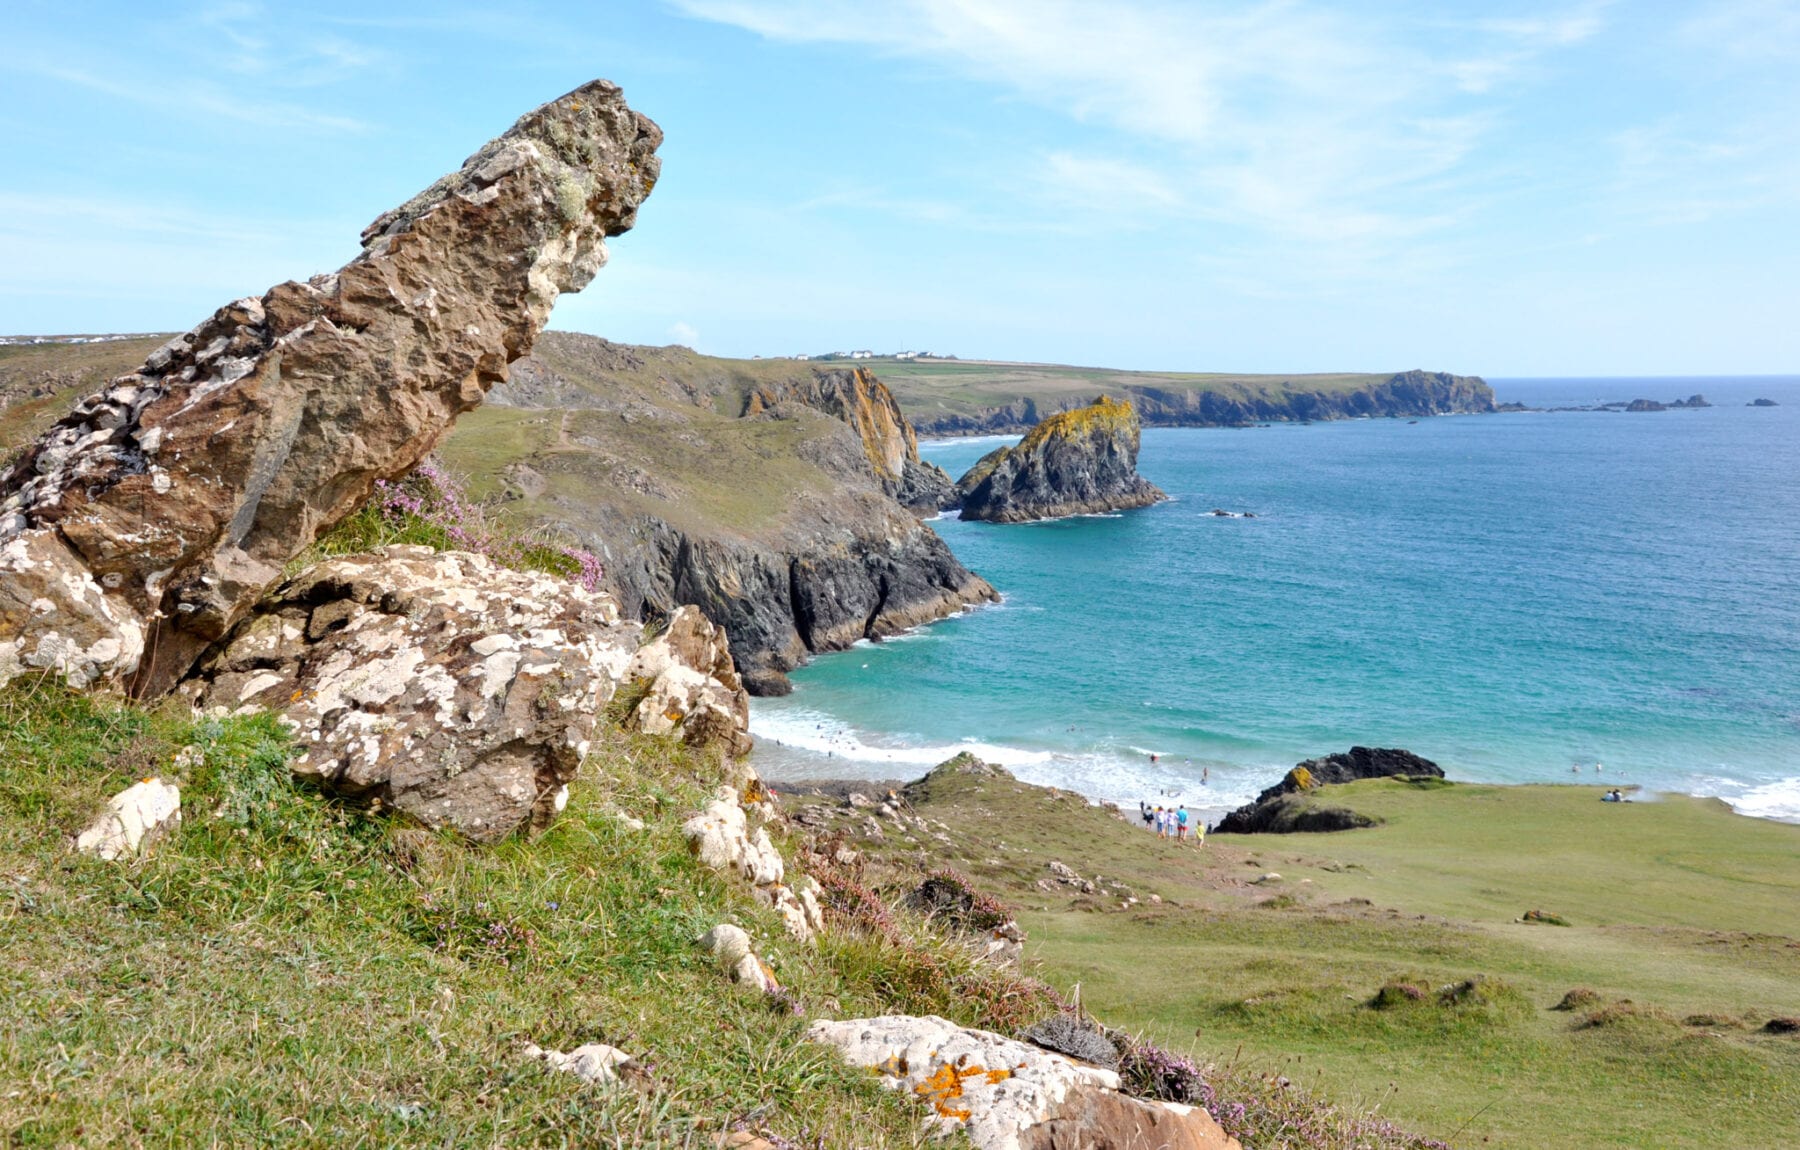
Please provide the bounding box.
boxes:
[177,546,747,842]
[744,368,957,512]
[807,1015,1240,1150]
[1214,746,1444,835]
[957,397,1166,523]
[0,80,661,696]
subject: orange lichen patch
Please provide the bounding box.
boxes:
[1290,765,1315,790]
[911,1061,1000,1120]
[663,707,686,723]
[742,778,770,806]
[1015,395,1138,452]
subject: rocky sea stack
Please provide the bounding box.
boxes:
[955,395,1166,523]
[1214,747,1445,834]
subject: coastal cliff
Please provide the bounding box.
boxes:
[957,396,1167,523]
[461,334,993,694]
[899,367,1495,436]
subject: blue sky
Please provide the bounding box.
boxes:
[2,1,1795,375]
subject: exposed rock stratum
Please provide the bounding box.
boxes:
[0,80,661,696]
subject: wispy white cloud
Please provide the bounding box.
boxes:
[26,63,369,133]
[671,0,1605,269]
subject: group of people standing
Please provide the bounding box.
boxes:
[1141,802,1201,845]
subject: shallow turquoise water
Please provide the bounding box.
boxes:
[751,378,1800,822]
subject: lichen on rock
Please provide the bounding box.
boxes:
[178,546,747,843]
[0,80,662,696]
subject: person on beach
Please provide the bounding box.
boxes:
[1176,805,1189,843]
[1202,766,1209,785]
[1141,802,1154,830]
[1156,806,1169,839]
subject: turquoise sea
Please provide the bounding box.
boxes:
[750,377,1800,824]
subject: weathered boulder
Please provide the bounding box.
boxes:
[178,546,741,842]
[1214,747,1443,835]
[625,605,752,757]
[701,923,779,992]
[957,397,1166,523]
[0,80,661,695]
[74,777,181,861]
[807,1015,1239,1150]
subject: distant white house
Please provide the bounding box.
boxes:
[849,349,874,359]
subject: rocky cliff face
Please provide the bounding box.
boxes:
[0,80,660,696]
[743,368,957,512]
[913,370,1495,436]
[458,335,994,695]
[956,396,1166,523]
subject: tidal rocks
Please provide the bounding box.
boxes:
[1214,746,1443,835]
[956,397,1166,523]
[1749,398,1779,407]
[0,80,661,695]
[806,1014,1240,1150]
[1624,399,1668,412]
[178,546,745,843]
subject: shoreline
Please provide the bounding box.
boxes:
[752,729,1800,828]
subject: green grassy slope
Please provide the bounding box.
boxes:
[1,679,1082,1148]
[798,770,1800,1149]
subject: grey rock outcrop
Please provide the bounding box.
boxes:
[1214,746,1443,835]
[0,80,660,696]
[957,396,1165,523]
[807,1014,1241,1150]
[178,546,747,843]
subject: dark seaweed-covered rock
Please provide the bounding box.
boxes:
[956,396,1165,523]
[1214,747,1443,834]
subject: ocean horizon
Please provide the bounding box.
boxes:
[750,375,1800,825]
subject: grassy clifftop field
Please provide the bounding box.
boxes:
[855,357,1495,435]
[795,769,1800,1149]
